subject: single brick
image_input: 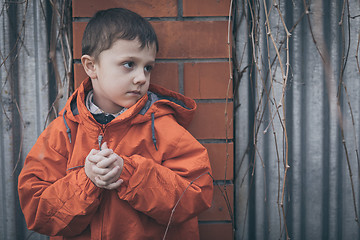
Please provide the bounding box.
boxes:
[184,62,232,99]
[183,0,232,17]
[198,184,233,221]
[74,63,88,89]
[199,223,233,240]
[72,22,87,60]
[151,62,179,92]
[73,21,229,60]
[152,21,228,59]
[73,0,178,18]
[74,63,179,92]
[188,102,233,139]
[203,143,233,180]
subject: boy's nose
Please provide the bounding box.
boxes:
[133,69,147,85]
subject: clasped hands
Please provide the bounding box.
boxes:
[85,142,124,190]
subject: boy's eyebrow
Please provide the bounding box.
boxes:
[122,56,156,64]
[128,57,155,64]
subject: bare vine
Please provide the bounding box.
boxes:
[0,0,29,177]
[42,0,73,127]
[235,0,360,239]
[0,0,29,121]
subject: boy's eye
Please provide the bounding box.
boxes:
[123,62,135,69]
[144,65,153,73]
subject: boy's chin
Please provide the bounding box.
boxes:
[118,93,147,109]
[119,100,140,109]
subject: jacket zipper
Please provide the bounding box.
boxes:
[98,125,106,240]
[98,125,106,150]
[98,134,104,150]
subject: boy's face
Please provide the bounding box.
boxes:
[84,39,156,114]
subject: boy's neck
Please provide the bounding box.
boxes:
[86,90,127,117]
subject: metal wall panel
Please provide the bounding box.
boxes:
[234,0,360,239]
[0,0,68,239]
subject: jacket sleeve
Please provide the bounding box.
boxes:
[18,119,102,237]
[117,123,213,225]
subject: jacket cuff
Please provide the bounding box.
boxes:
[76,168,102,198]
[117,156,136,196]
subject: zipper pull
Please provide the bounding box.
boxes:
[98,134,103,150]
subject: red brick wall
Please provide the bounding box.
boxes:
[72,1,233,239]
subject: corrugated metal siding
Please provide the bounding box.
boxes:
[235,0,360,239]
[0,0,68,239]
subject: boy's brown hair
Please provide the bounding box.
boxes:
[82,8,159,60]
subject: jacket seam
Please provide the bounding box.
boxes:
[47,140,68,161]
[164,127,187,161]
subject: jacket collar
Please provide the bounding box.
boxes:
[62,77,196,128]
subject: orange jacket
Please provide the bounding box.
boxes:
[18,78,213,240]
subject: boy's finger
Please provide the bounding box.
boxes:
[104,179,123,190]
[94,176,107,188]
[95,175,122,189]
[90,149,100,155]
[87,149,100,162]
[88,153,106,164]
[96,154,117,168]
[92,165,111,175]
[101,142,108,150]
[100,166,120,182]
[98,148,113,157]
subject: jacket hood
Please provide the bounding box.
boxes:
[61,78,197,129]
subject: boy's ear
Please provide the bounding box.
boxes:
[81,55,97,79]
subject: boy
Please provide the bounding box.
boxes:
[18,8,213,240]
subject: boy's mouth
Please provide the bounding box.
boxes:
[127,90,141,95]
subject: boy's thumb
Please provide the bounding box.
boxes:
[101,142,108,150]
